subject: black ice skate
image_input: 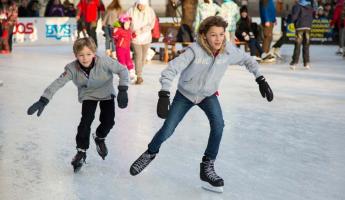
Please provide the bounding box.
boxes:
[93,133,108,160]
[200,156,224,193]
[130,150,156,176]
[71,149,86,173]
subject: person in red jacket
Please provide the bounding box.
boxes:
[76,0,105,46]
[113,14,137,83]
[331,0,345,55]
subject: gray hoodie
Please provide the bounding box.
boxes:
[42,56,129,102]
[160,42,262,104]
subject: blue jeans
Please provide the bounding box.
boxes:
[148,91,225,159]
[249,38,264,57]
[104,25,115,51]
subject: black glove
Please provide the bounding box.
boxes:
[27,96,49,117]
[256,76,273,102]
[117,85,128,108]
[157,91,170,119]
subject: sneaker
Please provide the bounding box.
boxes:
[71,149,87,172]
[336,48,343,55]
[93,133,108,160]
[130,150,156,176]
[272,47,282,59]
[135,77,144,85]
[262,53,276,63]
[129,69,137,84]
[290,62,297,70]
[304,63,311,69]
[252,55,262,61]
[200,156,224,193]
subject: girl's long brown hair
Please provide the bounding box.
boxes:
[107,0,122,11]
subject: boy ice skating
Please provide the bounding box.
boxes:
[129,16,274,193]
[27,38,129,172]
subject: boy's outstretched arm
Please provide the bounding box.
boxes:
[27,66,73,117]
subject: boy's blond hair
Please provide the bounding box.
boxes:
[73,38,97,55]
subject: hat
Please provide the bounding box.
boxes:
[136,0,149,5]
[119,13,132,23]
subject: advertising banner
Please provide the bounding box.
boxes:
[286,19,335,44]
[13,17,78,46]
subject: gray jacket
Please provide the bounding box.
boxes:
[160,42,262,104]
[42,56,129,102]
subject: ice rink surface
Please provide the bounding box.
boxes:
[0,44,345,200]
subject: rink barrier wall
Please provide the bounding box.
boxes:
[12,17,282,46]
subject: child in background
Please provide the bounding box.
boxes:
[27,38,129,172]
[113,14,137,83]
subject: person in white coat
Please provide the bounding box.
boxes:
[127,0,156,85]
[194,0,221,35]
[219,0,240,43]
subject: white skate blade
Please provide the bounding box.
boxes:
[202,182,224,193]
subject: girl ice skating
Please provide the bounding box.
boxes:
[113,13,137,83]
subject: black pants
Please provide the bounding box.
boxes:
[86,22,98,46]
[76,98,115,150]
[272,32,288,49]
[291,30,310,65]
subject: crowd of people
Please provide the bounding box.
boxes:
[1,0,345,74]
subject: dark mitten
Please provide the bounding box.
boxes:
[256,76,274,102]
[157,91,170,119]
[27,96,49,117]
[117,85,128,108]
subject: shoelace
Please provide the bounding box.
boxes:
[204,161,221,182]
[132,153,152,172]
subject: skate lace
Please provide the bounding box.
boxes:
[204,161,221,182]
[132,153,152,172]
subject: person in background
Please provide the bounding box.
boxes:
[331,0,345,55]
[18,0,31,17]
[194,0,221,35]
[315,6,328,19]
[27,0,41,17]
[76,0,105,46]
[102,0,122,58]
[236,5,264,61]
[323,2,333,19]
[113,14,137,83]
[47,0,64,17]
[290,0,314,70]
[219,0,240,43]
[127,0,156,85]
[259,0,276,62]
[44,0,53,17]
[62,0,76,17]
[0,0,17,54]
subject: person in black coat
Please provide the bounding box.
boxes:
[289,0,314,70]
[235,6,264,61]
